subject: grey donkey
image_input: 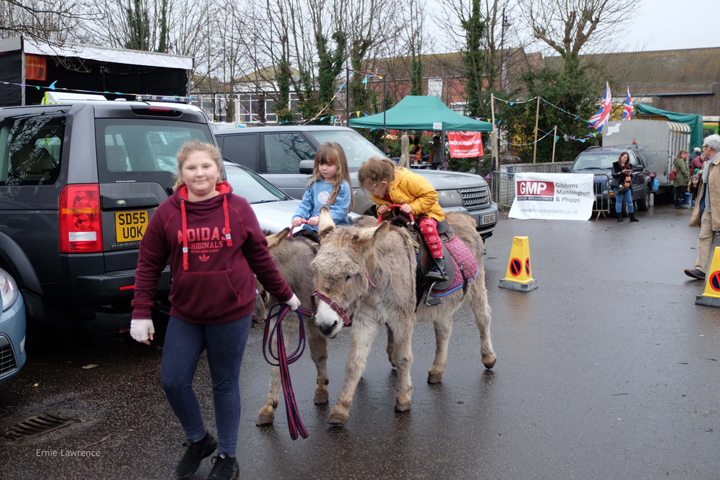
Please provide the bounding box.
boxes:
[312,207,496,425]
[252,228,330,426]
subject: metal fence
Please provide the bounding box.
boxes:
[592,174,612,220]
[490,171,515,209]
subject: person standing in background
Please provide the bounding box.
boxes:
[429,134,445,170]
[685,135,720,281]
[673,150,690,209]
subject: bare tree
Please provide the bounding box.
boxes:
[0,0,99,45]
[518,0,636,70]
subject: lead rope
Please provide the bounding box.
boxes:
[262,304,313,440]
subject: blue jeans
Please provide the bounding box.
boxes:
[161,315,252,456]
[613,188,634,213]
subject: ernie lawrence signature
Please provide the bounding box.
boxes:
[36,449,102,457]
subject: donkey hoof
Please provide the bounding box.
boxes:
[482,353,497,370]
[314,390,329,405]
[256,412,275,426]
[328,409,349,425]
[427,371,443,384]
[395,398,411,412]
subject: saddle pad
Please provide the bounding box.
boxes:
[425,236,479,297]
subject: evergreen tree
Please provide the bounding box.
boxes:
[274,59,294,123]
[460,0,485,118]
[157,0,170,53]
[125,0,150,51]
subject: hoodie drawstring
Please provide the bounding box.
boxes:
[223,196,233,247]
[181,200,189,271]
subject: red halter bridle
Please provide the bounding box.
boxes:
[311,273,377,327]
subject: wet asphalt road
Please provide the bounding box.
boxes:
[1,204,718,480]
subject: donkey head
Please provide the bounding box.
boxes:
[311,207,391,338]
[252,228,291,323]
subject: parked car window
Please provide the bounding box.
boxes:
[573,151,636,170]
[224,163,286,204]
[263,133,316,174]
[222,134,259,170]
[95,119,212,182]
[310,130,387,166]
[0,114,65,186]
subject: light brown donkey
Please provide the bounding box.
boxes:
[311,207,496,425]
[253,229,330,426]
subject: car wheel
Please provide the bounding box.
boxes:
[636,187,650,211]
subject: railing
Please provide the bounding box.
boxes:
[592,174,612,220]
[489,171,515,209]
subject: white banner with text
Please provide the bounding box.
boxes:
[509,173,594,220]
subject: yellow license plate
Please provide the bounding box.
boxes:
[115,210,148,242]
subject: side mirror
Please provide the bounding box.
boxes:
[633,165,644,172]
[561,166,570,173]
[299,159,315,175]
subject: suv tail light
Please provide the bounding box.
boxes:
[59,184,103,253]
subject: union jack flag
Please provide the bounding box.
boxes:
[622,87,634,120]
[589,82,612,133]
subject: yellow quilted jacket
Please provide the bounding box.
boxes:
[370,168,445,222]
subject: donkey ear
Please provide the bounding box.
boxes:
[352,220,391,246]
[266,227,290,249]
[318,206,336,239]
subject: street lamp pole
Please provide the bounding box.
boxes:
[383,75,387,152]
[346,67,350,126]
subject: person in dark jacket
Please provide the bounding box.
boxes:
[130,140,299,480]
[673,150,691,208]
[612,151,639,222]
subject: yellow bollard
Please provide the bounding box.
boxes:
[695,247,720,307]
[499,236,538,292]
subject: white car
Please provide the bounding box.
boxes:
[223,161,301,233]
[223,161,359,234]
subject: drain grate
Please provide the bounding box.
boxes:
[1,413,78,440]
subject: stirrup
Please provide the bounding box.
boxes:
[425,281,443,306]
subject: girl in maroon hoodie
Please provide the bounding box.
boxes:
[130,141,299,480]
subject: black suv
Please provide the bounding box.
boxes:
[0,101,215,322]
[562,145,654,212]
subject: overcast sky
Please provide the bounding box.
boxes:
[426,0,719,55]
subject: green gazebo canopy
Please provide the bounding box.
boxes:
[349,95,493,132]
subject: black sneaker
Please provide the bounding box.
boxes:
[176,432,217,479]
[208,453,239,480]
[684,268,706,281]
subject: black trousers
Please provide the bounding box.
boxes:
[674,186,686,207]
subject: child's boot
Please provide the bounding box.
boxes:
[426,256,449,282]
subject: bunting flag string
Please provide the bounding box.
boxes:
[2,73,377,126]
[495,95,594,125]
[494,96,538,107]
[0,79,197,99]
[504,130,552,147]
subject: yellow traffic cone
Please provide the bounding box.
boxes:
[499,236,538,292]
[695,247,720,307]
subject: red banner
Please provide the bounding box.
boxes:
[25,54,47,81]
[448,131,484,158]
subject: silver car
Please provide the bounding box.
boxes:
[215,126,499,240]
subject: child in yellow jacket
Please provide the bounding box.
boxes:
[358,157,448,281]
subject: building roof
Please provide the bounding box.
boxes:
[366,49,543,83]
[543,47,720,95]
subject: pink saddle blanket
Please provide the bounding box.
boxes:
[425,236,479,296]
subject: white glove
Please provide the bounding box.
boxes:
[130,319,155,343]
[285,294,301,311]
